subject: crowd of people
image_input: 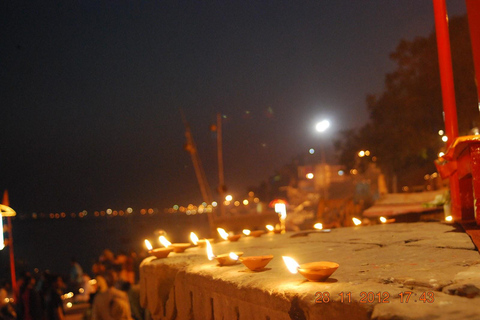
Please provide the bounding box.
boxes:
[0,248,150,320]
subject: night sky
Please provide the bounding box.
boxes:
[0,1,468,214]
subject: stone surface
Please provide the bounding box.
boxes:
[140,222,480,319]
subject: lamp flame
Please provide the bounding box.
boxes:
[379,217,387,223]
[190,232,199,245]
[445,215,453,222]
[217,228,229,240]
[206,239,215,260]
[159,236,171,248]
[266,225,274,232]
[229,252,239,260]
[282,256,300,274]
[313,223,323,230]
[243,229,251,236]
[352,218,362,226]
[144,239,153,251]
[275,203,287,220]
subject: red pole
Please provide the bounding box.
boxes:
[2,190,17,294]
[466,0,480,105]
[433,0,462,220]
[7,217,17,295]
[433,0,459,140]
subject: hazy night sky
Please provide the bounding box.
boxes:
[0,1,467,214]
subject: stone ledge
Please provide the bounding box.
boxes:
[140,222,480,320]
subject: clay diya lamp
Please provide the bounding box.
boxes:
[240,255,273,271]
[217,227,241,242]
[144,239,173,259]
[148,247,174,259]
[283,256,339,282]
[298,262,339,282]
[250,230,265,238]
[171,243,192,253]
[215,252,244,266]
[227,234,242,242]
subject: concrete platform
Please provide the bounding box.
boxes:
[140,222,480,320]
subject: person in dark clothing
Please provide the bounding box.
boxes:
[43,275,65,320]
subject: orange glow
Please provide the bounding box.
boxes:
[159,236,171,247]
[380,217,387,223]
[217,228,229,240]
[190,232,199,245]
[306,173,314,179]
[282,256,300,274]
[144,239,153,251]
[229,252,239,260]
[243,229,251,236]
[206,239,215,260]
[266,225,274,231]
[313,223,323,230]
[352,218,362,226]
[445,215,453,222]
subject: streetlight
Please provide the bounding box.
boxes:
[315,120,330,133]
[315,119,330,199]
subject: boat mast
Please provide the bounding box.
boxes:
[180,110,214,206]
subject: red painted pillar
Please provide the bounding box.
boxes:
[466,0,480,106]
[433,0,463,220]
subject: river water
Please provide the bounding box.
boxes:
[0,213,210,278]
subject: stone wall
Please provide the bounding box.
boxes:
[140,223,480,320]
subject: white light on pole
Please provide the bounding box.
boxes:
[315,120,330,133]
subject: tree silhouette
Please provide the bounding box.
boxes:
[335,15,478,192]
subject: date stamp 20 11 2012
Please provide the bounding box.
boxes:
[314,291,435,304]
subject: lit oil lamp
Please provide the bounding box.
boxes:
[266,225,274,232]
[144,239,173,259]
[313,223,323,230]
[379,216,395,224]
[250,230,265,237]
[159,235,191,253]
[217,227,241,242]
[190,232,214,247]
[352,217,362,226]
[282,256,339,282]
[205,239,243,266]
[240,255,273,271]
[243,229,251,236]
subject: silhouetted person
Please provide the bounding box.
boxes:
[92,270,133,320]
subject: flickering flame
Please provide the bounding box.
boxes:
[190,232,199,245]
[275,203,287,220]
[243,229,251,236]
[206,239,215,260]
[380,217,387,223]
[159,236,171,248]
[229,252,239,260]
[352,218,362,226]
[445,215,453,222]
[282,256,300,274]
[217,228,229,240]
[313,223,323,230]
[144,239,153,251]
[266,225,274,231]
